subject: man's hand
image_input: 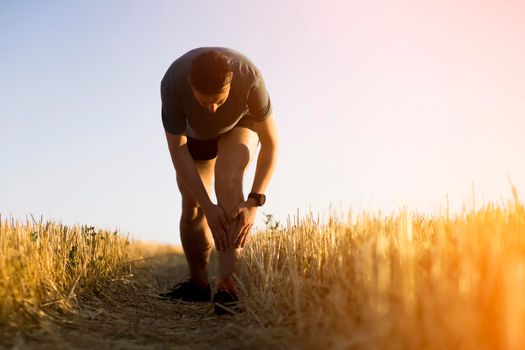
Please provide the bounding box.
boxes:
[202,204,230,251]
[230,200,258,248]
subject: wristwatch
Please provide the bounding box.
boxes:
[248,192,266,207]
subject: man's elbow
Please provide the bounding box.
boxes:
[260,137,279,156]
[165,133,188,162]
[165,131,187,149]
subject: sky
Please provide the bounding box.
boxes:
[1,0,524,245]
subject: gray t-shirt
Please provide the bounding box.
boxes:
[161,47,273,140]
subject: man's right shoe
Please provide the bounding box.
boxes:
[158,279,211,302]
[212,289,242,315]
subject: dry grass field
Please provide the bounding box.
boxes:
[1,188,524,349]
[240,188,525,349]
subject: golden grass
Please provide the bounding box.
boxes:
[0,215,176,342]
[1,188,524,349]
[240,188,525,350]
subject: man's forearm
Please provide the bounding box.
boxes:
[250,143,278,195]
[169,144,213,210]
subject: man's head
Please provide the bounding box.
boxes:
[187,50,233,113]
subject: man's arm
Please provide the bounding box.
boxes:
[165,131,213,209]
[165,131,230,250]
[250,113,279,196]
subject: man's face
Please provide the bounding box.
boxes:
[190,84,231,113]
[188,72,233,113]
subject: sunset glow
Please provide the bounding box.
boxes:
[1,0,524,243]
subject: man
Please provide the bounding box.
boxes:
[158,47,279,315]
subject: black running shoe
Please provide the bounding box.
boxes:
[158,279,211,302]
[212,289,243,315]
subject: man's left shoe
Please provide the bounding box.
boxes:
[212,289,243,315]
[158,279,211,302]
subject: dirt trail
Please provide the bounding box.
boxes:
[9,252,291,350]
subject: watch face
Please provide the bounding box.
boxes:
[249,193,266,206]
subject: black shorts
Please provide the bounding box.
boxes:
[187,115,256,161]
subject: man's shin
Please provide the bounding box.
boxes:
[217,247,242,291]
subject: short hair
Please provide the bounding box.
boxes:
[189,50,232,94]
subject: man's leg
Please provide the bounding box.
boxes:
[214,127,259,292]
[177,158,216,288]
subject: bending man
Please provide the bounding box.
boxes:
[158,47,279,315]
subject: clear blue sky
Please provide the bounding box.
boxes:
[2,0,524,245]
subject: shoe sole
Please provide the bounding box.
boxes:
[213,301,244,315]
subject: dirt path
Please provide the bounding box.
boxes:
[9,252,292,350]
